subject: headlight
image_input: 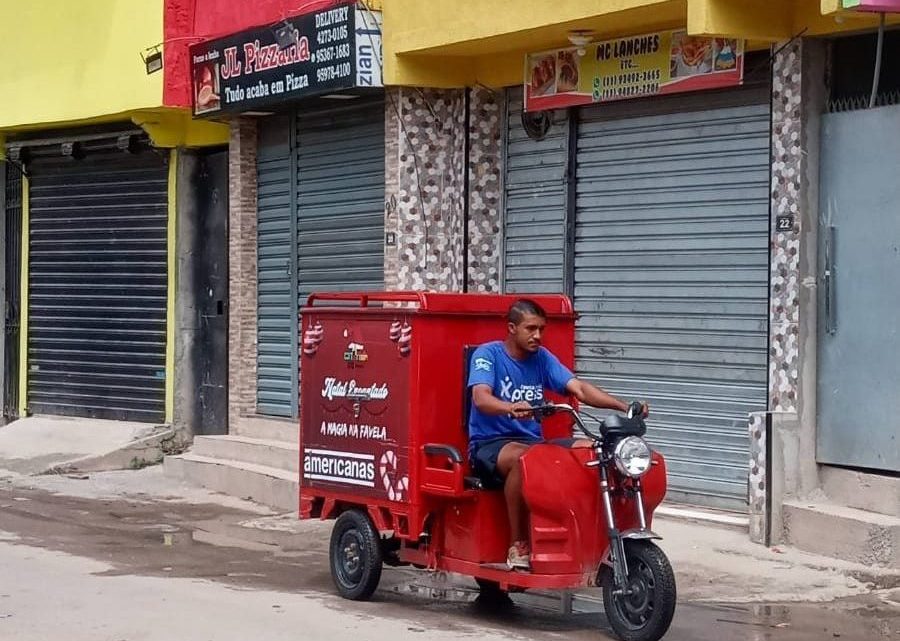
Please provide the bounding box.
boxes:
[613,436,652,478]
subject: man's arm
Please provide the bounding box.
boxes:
[565,378,639,414]
[472,384,534,419]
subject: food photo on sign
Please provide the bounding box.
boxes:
[669,32,739,78]
[713,38,739,71]
[670,32,713,77]
[194,62,221,114]
[529,53,557,97]
[556,49,580,93]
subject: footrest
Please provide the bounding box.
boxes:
[464,476,484,490]
[478,562,530,573]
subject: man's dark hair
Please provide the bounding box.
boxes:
[507,299,547,324]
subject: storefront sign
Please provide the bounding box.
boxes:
[190,4,383,116]
[525,30,744,112]
[842,0,900,11]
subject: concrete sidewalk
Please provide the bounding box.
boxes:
[0,416,177,474]
[3,464,897,605]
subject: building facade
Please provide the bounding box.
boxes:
[2,0,898,562]
[381,0,900,560]
[0,0,229,434]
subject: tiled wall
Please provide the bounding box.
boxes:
[467,87,504,293]
[768,40,804,414]
[385,87,503,292]
[227,118,259,425]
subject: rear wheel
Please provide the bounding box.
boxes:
[329,510,383,601]
[602,541,676,641]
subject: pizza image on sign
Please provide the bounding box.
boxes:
[194,63,221,114]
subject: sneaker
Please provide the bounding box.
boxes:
[507,541,531,570]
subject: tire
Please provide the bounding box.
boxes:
[601,541,676,641]
[475,578,505,595]
[474,578,514,608]
[329,510,383,601]
[475,577,526,595]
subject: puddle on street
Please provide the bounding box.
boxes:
[385,573,899,641]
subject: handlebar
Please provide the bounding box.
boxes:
[531,402,597,441]
[532,402,647,442]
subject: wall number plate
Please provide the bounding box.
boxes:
[776,214,795,232]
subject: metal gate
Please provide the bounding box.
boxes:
[3,165,23,420]
[573,92,771,508]
[503,88,570,293]
[26,140,168,422]
[817,105,900,473]
[256,116,295,417]
[255,101,385,419]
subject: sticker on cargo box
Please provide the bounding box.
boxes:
[343,342,369,366]
[320,421,387,441]
[303,321,325,356]
[379,449,409,502]
[389,320,412,357]
[322,377,389,401]
[303,449,375,487]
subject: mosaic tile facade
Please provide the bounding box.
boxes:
[384,87,504,293]
[748,411,769,544]
[769,40,804,413]
[384,88,401,292]
[394,87,467,291]
[467,88,504,293]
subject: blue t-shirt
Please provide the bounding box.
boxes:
[467,341,575,450]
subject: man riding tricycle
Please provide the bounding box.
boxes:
[299,292,676,641]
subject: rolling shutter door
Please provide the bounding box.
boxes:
[26,143,168,422]
[295,99,385,304]
[574,93,771,508]
[503,88,569,293]
[256,116,295,417]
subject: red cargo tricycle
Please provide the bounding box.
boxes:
[299,292,676,641]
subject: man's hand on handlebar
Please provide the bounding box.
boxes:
[506,401,535,420]
[629,400,650,419]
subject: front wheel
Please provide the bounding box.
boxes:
[602,541,676,641]
[329,509,383,601]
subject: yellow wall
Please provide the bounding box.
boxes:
[384,0,899,88]
[386,0,679,55]
[0,0,164,131]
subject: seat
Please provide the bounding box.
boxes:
[421,346,490,495]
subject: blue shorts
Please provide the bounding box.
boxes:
[470,437,579,490]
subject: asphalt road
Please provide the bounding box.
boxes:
[0,482,896,641]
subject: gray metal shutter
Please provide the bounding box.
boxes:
[26,142,168,422]
[574,94,770,509]
[256,116,295,417]
[503,87,569,293]
[296,99,385,303]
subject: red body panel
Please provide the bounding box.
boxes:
[298,291,667,590]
